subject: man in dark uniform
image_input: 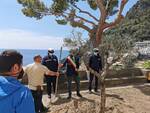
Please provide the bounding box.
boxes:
[42,48,58,98]
[88,48,102,93]
[61,50,82,99]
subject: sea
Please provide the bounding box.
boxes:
[0,49,69,66]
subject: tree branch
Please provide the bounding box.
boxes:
[31,7,52,16]
[72,4,99,22]
[96,0,107,21]
[89,68,103,81]
[106,0,111,10]
[75,14,96,26]
[89,55,122,82]
[71,20,93,33]
[95,0,107,45]
[103,0,128,29]
[61,13,93,33]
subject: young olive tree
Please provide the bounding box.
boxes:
[63,30,86,50]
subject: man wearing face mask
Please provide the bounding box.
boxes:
[88,48,102,93]
[42,48,58,98]
[0,50,35,113]
[61,50,82,99]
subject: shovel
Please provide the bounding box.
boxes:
[50,46,63,103]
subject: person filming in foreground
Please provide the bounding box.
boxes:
[0,50,35,113]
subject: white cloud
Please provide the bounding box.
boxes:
[0,29,64,50]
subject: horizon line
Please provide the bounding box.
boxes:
[0,48,69,51]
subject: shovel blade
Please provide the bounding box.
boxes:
[50,96,59,103]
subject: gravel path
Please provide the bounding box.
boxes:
[42,84,150,113]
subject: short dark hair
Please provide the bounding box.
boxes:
[33,55,41,61]
[0,50,23,73]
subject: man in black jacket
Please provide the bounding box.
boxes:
[62,50,82,99]
[42,48,58,98]
[88,48,102,93]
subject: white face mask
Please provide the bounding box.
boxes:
[94,52,98,56]
[48,53,53,56]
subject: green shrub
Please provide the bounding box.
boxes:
[143,60,150,69]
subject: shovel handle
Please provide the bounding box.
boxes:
[55,76,59,95]
[55,46,63,96]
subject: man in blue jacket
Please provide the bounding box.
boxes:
[88,48,102,93]
[0,50,35,113]
[42,48,58,98]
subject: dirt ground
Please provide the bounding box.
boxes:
[42,84,150,113]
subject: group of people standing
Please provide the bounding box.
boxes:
[0,48,102,113]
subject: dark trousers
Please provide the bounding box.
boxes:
[67,75,80,97]
[31,90,45,112]
[45,76,56,96]
[89,73,98,91]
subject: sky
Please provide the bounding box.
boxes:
[0,0,139,50]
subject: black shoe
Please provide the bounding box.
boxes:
[89,91,92,94]
[36,111,40,113]
[94,90,100,93]
[67,96,71,99]
[40,107,49,113]
[77,93,82,98]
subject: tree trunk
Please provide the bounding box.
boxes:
[99,55,108,113]
[100,79,106,113]
[96,28,103,46]
[89,29,97,49]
